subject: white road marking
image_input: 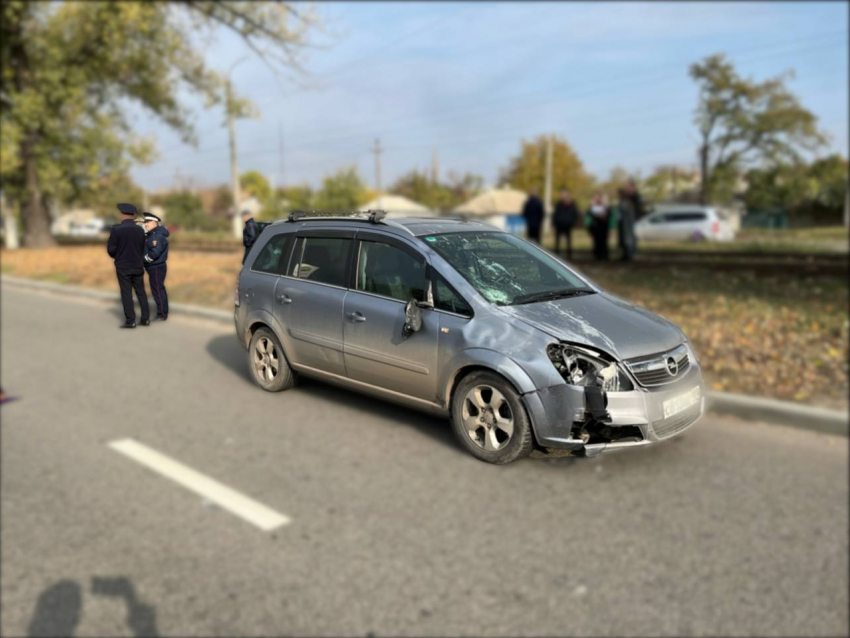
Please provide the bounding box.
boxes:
[108,438,290,531]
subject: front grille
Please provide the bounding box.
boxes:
[652,403,701,439]
[626,345,690,387]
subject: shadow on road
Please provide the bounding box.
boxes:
[26,577,159,638]
[91,576,159,637]
[206,334,253,385]
[27,580,82,638]
[297,376,459,452]
[205,334,459,452]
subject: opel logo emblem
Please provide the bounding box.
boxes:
[666,357,678,376]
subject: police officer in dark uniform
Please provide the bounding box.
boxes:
[242,209,260,264]
[107,203,150,328]
[142,212,170,321]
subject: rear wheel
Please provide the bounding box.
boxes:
[248,328,296,392]
[450,371,533,464]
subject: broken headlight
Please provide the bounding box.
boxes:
[547,343,633,392]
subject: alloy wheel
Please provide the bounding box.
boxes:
[253,337,279,382]
[461,385,514,451]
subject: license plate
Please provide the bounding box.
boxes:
[663,386,701,419]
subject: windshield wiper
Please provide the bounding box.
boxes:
[511,288,596,305]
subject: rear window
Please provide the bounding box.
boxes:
[290,237,352,287]
[252,234,294,275]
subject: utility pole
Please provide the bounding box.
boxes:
[372,138,383,193]
[278,120,285,191]
[225,56,249,239]
[844,182,849,228]
[543,134,554,216]
[227,80,242,238]
[431,148,439,185]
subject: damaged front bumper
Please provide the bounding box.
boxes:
[522,363,706,457]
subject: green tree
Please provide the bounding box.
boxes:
[210,185,233,216]
[743,154,848,223]
[690,54,827,205]
[390,170,451,210]
[499,135,595,207]
[240,170,271,204]
[160,191,205,229]
[278,184,314,211]
[1,1,318,247]
[313,166,365,211]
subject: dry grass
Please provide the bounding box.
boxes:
[3,245,847,409]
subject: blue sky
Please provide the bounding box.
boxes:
[130,2,849,193]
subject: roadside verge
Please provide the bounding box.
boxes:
[3,274,847,437]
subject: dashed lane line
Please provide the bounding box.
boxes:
[108,438,290,532]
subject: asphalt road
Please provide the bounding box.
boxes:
[2,285,847,637]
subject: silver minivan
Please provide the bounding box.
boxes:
[234,211,705,464]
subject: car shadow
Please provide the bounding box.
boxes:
[204,334,458,452]
[206,334,254,386]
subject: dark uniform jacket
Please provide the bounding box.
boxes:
[553,201,578,229]
[144,226,170,269]
[522,196,544,230]
[107,220,146,272]
[243,218,260,250]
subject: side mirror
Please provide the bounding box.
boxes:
[402,300,423,339]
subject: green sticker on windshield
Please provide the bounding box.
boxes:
[425,236,436,242]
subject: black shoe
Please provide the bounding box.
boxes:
[140,319,151,326]
[156,315,167,321]
[121,322,136,329]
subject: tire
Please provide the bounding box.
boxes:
[450,371,533,464]
[248,327,296,392]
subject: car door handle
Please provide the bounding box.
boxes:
[348,311,366,323]
[276,294,292,304]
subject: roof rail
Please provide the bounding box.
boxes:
[286,209,390,224]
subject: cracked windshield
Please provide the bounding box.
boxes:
[425,232,590,305]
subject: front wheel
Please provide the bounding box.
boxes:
[248,328,296,392]
[450,371,533,464]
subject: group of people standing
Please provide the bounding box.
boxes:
[106,203,169,328]
[522,180,642,262]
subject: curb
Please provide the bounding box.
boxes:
[707,391,848,437]
[4,275,848,436]
[1,275,233,323]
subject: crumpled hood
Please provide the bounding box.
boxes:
[152,226,170,239]
[498,292,684,360]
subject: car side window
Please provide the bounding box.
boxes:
[433,271,473,317]
[357,240,426,302]
[667,212,707,222]
[252,234,294,275]
[290,237,351,287]
[648,214,665,224]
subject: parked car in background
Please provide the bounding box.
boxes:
[636,205,736,242]
[68,218,109,238]
[234,211,705,464]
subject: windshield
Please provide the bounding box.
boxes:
[423,232,593,306]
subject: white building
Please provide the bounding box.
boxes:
[452,186,528,233]
[359,194,438,218]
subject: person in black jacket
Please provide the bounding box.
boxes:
[522,187,544,243]
[107,203,150,328]
[143,213,170,320]
[552,189,578,260]
[242,210,260,264]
